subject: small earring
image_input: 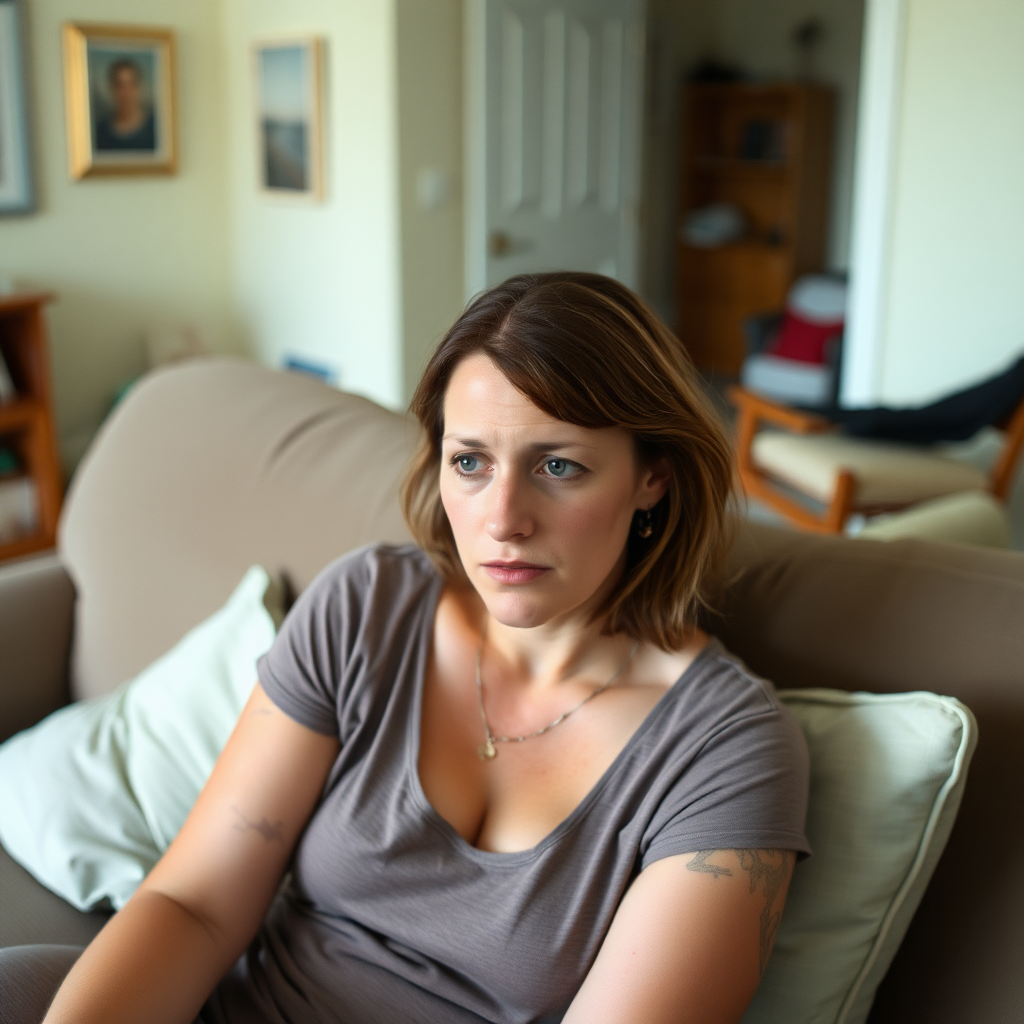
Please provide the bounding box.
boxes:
[636,507,654,539]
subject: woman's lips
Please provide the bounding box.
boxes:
[482,563,550,585]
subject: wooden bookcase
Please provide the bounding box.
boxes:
[675,83,835,375]
[0,292,63,561]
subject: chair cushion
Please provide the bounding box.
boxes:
[751,430,988,505]
[0,567,276,912]
[741,353,836,408]
[745,690,976,1024]
[59,359,415,700]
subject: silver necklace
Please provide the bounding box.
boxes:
[474,637,640,760]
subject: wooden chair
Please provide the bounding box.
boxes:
[729,386,1024,534]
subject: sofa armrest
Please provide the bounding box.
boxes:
[0,552,75,742]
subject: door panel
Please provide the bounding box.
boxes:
[470,0,645,293]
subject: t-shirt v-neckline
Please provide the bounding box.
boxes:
[404,570,717,865]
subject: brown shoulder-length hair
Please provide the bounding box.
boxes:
[402,272,733,650]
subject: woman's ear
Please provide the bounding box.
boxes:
[637,457,671,510]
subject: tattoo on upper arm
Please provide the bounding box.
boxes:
[231,805,285,846]
[686,848,792,976]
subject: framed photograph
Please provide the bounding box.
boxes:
[62,22,177,179]
[0,0,34,214]
[253,37,323,200]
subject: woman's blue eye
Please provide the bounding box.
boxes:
[544,459,575,478]
[456,456,481,474]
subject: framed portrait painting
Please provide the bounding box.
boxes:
[0,0,34,214]
[62,22,177,178]
[253,37,323,200]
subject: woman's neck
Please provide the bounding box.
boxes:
[479,606,636,694]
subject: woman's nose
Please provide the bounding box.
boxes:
[485,471,534,541]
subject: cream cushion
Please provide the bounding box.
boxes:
[858,490,1011,548]
[745,689,977,1024]
[752,430,988,506]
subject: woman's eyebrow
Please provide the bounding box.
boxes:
[441,435,596,451]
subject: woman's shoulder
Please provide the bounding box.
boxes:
[305,542,439,602]
[653,636,808,766]
[278,543,441,651]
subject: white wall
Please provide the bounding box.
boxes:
[0,0,236,472]
[220,0,404,410]
[395,0,465,403]
[877,0,1024,402]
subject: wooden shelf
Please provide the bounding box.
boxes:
[0,293,61,563]
[692,157,791,177]
[0,529,54,563]
[675,83,835,375]
[0,397,42,431]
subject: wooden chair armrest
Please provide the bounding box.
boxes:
[990,395,1024,500]
[726,386,832,434]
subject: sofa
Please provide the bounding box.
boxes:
[1,359,1022,1023]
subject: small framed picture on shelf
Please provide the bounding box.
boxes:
[0,0,35,214]
[62,22,177,179]
[253,37,323,200]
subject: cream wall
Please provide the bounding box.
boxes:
[220,0,403,410]
[395,0,465,402]
[0,0,236,472]
[877,0,1024,403]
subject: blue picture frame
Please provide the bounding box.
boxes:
[0,0,34,215]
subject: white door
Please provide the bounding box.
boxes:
[465,0,645,296]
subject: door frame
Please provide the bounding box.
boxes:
[841,0,909,405]
[463,0,488,301]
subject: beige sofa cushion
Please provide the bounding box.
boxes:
[59,359,416,700]
[751,431,988,506]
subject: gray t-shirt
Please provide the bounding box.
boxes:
[206,544,809,1024]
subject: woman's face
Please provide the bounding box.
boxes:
[439,353,668,630]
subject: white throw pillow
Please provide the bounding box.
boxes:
[0,566,277,911]
[744,689,977,1024]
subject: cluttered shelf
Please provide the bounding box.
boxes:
[0,397,43,432]
[0,292,62,561]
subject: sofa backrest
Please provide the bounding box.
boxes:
[60,359,415,700]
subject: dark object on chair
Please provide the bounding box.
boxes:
[824,354,1024,445]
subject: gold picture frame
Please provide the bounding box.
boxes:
[62,22,177,179]
[252,36,324,201]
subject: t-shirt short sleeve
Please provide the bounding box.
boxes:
[639,659,811,868]
[256,544,440,738]
[256,551,368,735]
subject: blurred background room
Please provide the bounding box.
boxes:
[0,0,1021,558]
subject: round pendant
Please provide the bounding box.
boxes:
[477,739,497,760]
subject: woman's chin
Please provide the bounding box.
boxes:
[480,592,561,631]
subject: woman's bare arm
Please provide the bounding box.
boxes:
[563,848,795,1024]
[44,683,339,1024]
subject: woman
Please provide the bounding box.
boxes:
[7,273,809,1024]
